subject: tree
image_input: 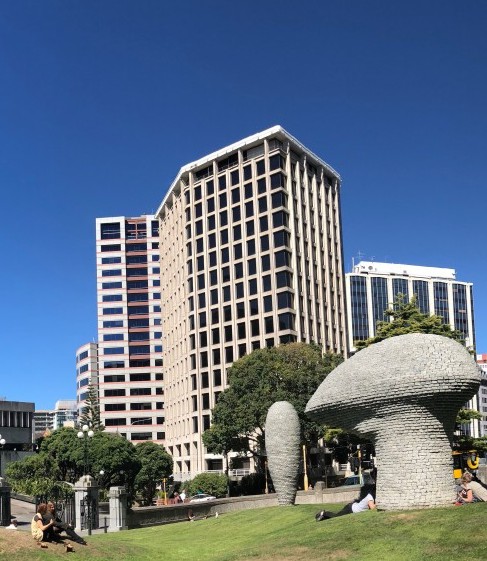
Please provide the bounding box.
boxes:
[79,383,104,431]
[203,343,343,466]
[355,294,465,350]
[186,472,229,498]
[134,442,173,506]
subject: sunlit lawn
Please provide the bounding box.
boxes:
[1,502,487,561]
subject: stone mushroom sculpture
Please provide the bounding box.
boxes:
[305,333,481,510]
[266,401,301,505]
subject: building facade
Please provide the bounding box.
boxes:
[477,354,487,436]
[94,215,165,442]
[1,400,35,476]
[156,126,347,480]
[76,342,99,417]
[346,261,475,352]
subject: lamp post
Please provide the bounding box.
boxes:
[77,425,94,475]
[0,435,5,478]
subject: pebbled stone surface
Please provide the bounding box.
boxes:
[305,334,481,510]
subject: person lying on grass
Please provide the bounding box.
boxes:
[315,484,376,520]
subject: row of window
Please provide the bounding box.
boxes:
[103,358,163,368]
[104,388,164,397]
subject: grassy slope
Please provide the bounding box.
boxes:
[2,503,487,561]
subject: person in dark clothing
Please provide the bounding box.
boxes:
[316,484,376,520]
[45,502,87,545]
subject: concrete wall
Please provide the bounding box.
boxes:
[126,486,359,529]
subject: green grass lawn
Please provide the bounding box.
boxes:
[2,502,487,561]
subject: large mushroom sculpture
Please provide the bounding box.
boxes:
[305,333,481,510]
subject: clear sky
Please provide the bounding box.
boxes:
[1,1,486,409]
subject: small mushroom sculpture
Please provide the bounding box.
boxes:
[305,333,481,510]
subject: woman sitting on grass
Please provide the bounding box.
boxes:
[31,503,55,545]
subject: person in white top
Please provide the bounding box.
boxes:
[316,484,376,520]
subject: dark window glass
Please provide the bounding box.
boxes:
[275,250,291,268]
[231,169,239,185]
[195,202,202,218]
[218,175,226,190]
[101,222,121,240]
[199,312,207,328]
[273,230,290,248]
[278,312,295,330]
[208,214,216,230]
[251,319,260,336]
[235,262,243,279]
[232,206,241,222]
[234,243,243,260]
[231,187,240,204]
[272,211,288,228]
[244,182,253,199]
[219,192,227,208]
[221,229,229,245]
[249,278,257,295]
[262,274,271,292]
[277,292,294,309]
[207,198,215,213]
[197,274,205,290]
[209,233,216,249]
[223,285,231,302]
[248,258,256,276]
[194,185,202,201]
[210,270,218,286]
[258,197,268,213]
[276,270,293,288]
[200,331,208,347]
[206,179,214,196]
[249,299,258,315]
[101,244,121,252]
[213,370,222,386]
[221,247,229,263]
[256,159,265,176]
[212,329,220,345]
[198,292,205,307]
[222,267,230,282]
[225,346,234,362]
[220,211,228,227]
[262,255,271,271]
[257,178,266,194]
[245,201,254,218]
[224,306,232,322]
[209,251,217,267]
[213,347,221,364]
[196,238,204,253]
[247,239,256,256]
[259,216,268,232]
[264,295,272,312]
[233,224,242,241]
[246,220,255,236]
[265,316,274,333]
[210,289,218,305]
[235,282,244,299]
[271,190,287,208]
[243,164,252,181]
[270,173,285,190]
[261,235,269,252]
[225,325,233,342]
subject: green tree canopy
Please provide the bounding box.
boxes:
[355,294,465,350]
[134,442,173,506]
[203,342,343,462]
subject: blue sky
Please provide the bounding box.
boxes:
[1,1,486,409]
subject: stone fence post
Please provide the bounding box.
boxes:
[108,486,127,532]
[74,475,99,534]
[0,477,11,526]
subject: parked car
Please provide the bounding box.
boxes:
[340,472,375,486]
[189,493,216,503]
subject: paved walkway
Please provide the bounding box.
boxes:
[8,498,36,532]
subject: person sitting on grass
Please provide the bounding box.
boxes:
[315,484,376,520]
[31,503,55,545]
[45,501,87,545]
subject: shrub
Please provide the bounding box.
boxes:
[187,472,228,498]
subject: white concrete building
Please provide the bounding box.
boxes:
[156,125,347,480]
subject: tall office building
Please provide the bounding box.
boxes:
[345,261,475,353]
[93,215,165,442]
[156,125,347,479]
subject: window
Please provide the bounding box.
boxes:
[103,307,123,315]
[262,275,271,292]
[249,299,258,315]
[247,239,256,256]
[261,255,271,271]
[102,256,121,264]
[264,295,273,312]
[235,282,244,299]
[258,197,268,213]
[259,215,268,232]
[243,164,252,181]
[103,294,123,302]
[101,244,121,252]
[249,278,257,295]
[273,230,290,248]
[244,182,253,199]
[213,370,222,386]
[232,206,241,222]
[104,374,125,382]
[260,235,269,252]
[246,220,255,236]
[277,292,294,309]
[103,282,122,290]
[251,319,260,337]
[105,403,126,411]
[231,187,240,204]
[105,418,126,426]
[105,389,126,397]
[256,159,265,176]
[130,373,151,382]
[225,346,234,362]
[265,317,274,333]
[130,388,151,396]
[104,347,124,355]
[245,201,254,218]
[101,222,121,239]
[248,259,256,276]
[131,402,152,410]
